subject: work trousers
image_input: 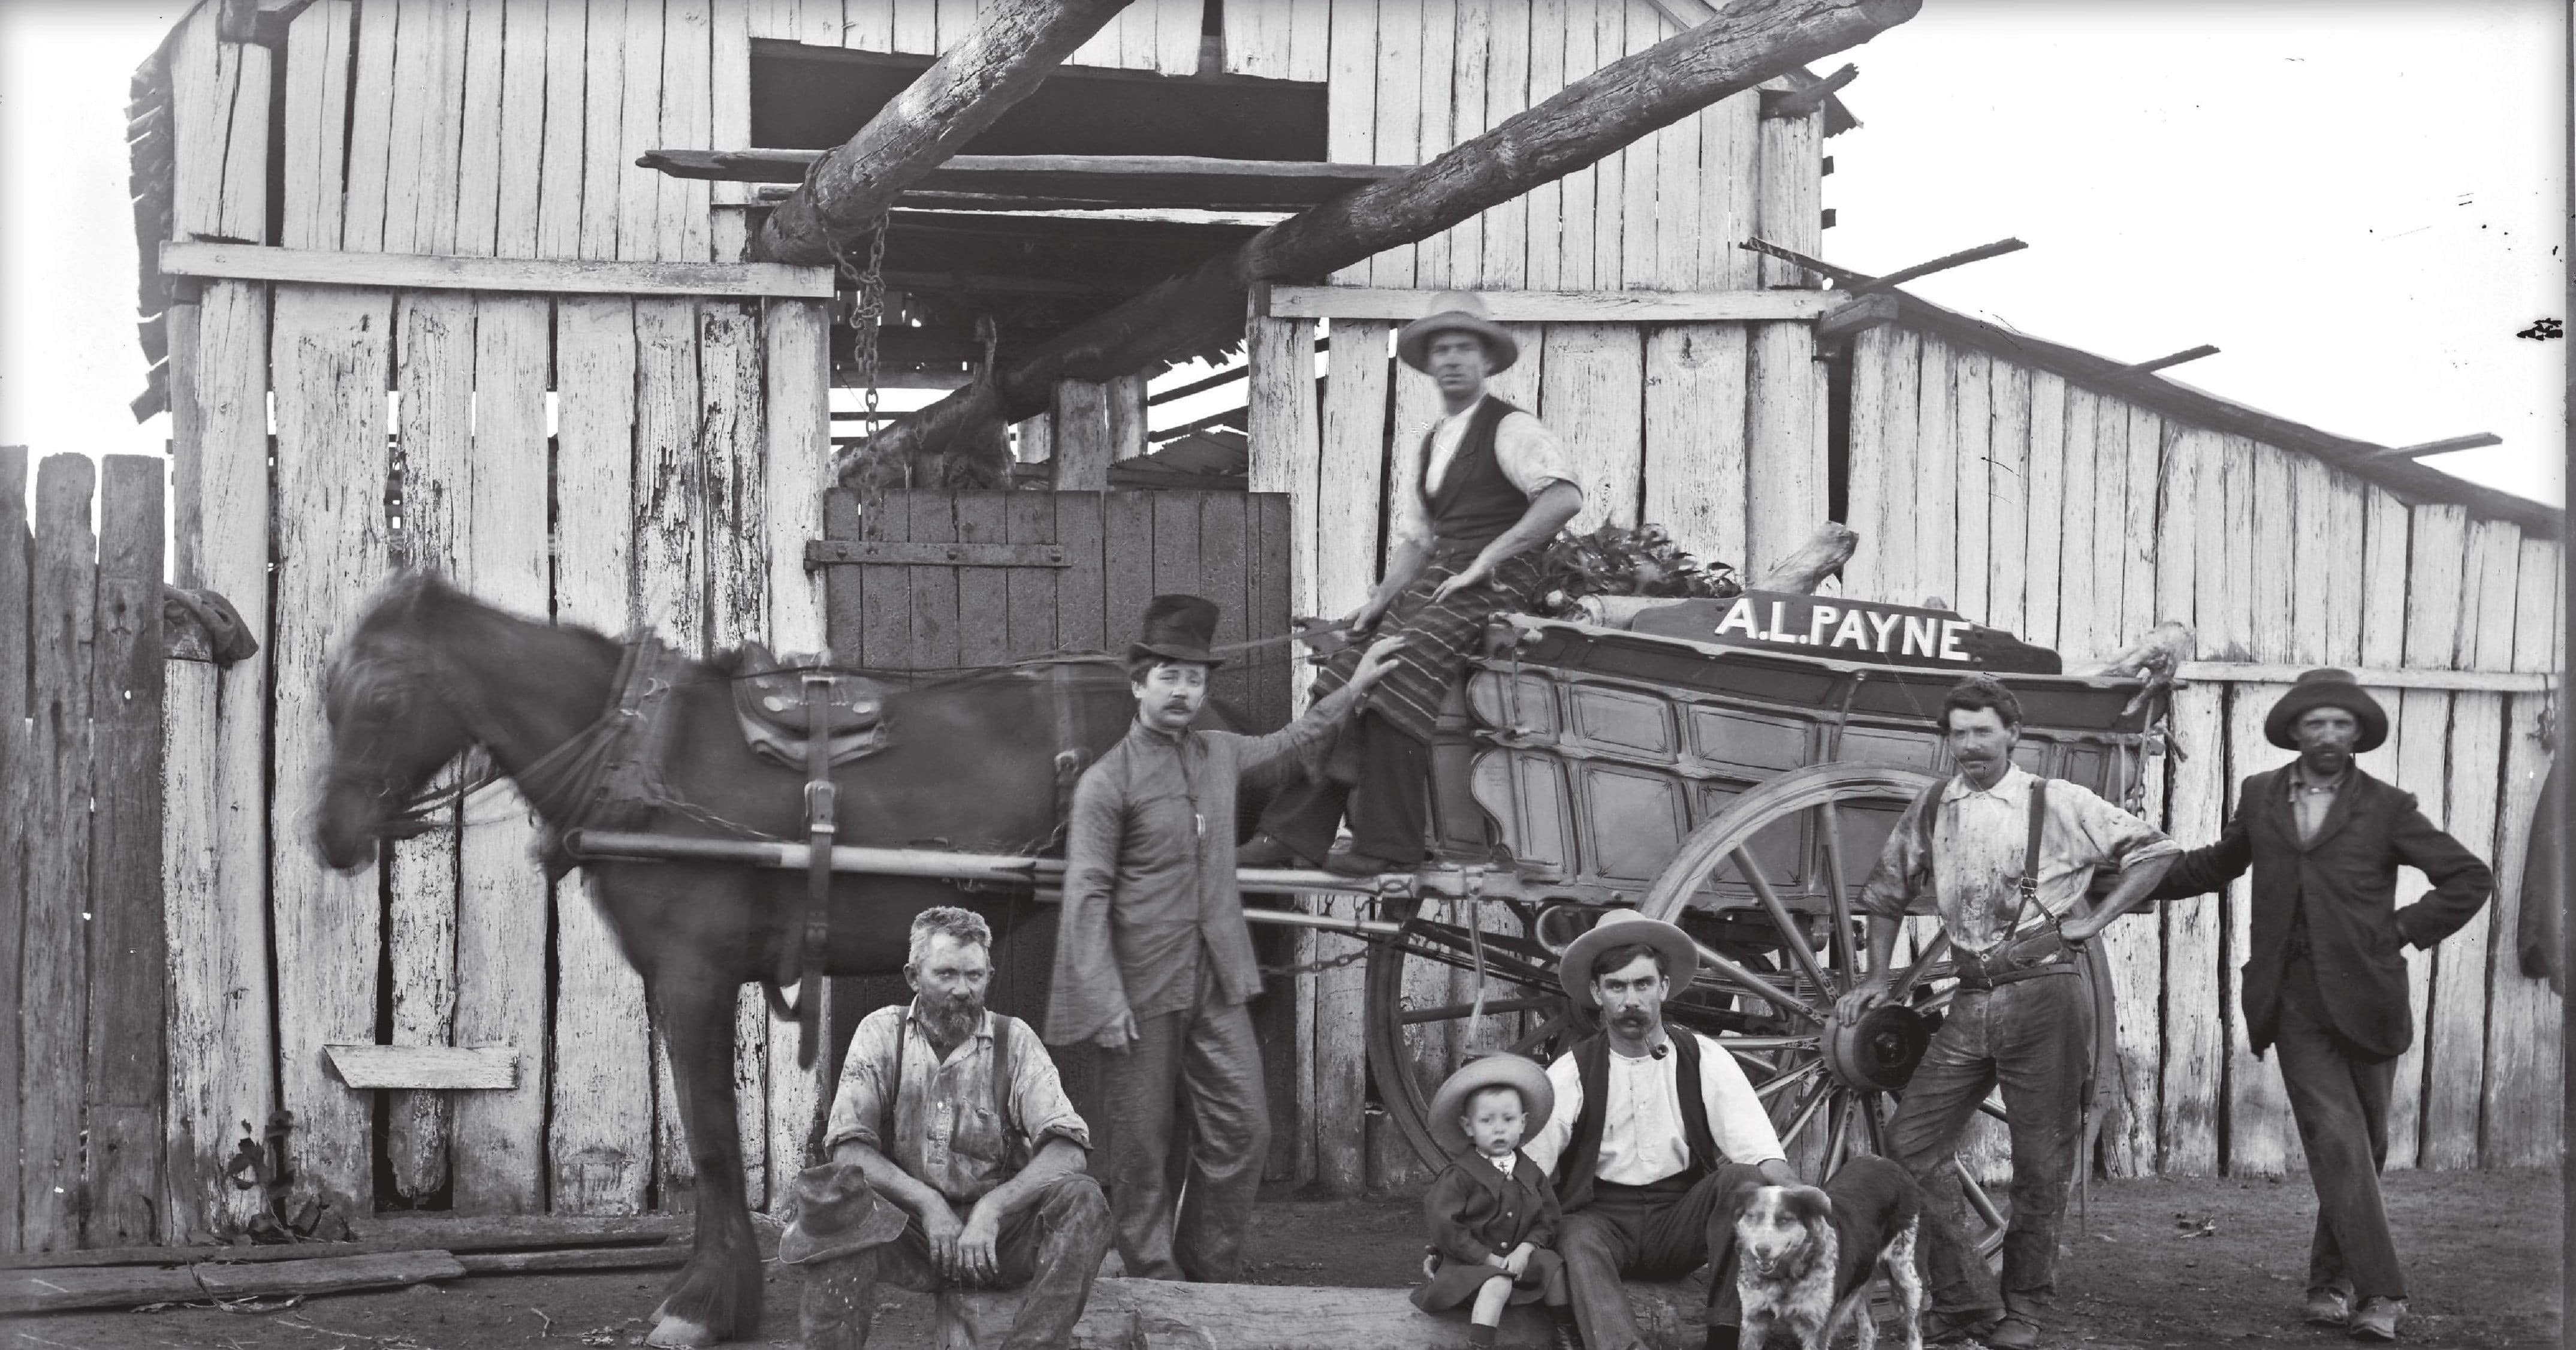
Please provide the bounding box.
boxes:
[1886,968,2092,1324]
[1259,709,1432,866]
[1557,1165,1767,1350]
[1100,981,1270,1282]
[2274,956,2405,1302]
[797,1173,1112,1350]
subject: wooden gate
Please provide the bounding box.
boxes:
[813,489,1297,1171]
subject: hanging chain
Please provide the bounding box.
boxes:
[1258,942,1374,981]
[832,215,892,434]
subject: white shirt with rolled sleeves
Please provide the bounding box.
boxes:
[1389,396,1578,552]
[1521,1031,1787,1185]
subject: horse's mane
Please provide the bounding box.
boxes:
[353,570,623,666]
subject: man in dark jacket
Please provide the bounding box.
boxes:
[2152,668,2492,1343]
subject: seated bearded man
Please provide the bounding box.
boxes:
[1522,911,1798,1350]
[789,906,1111,1350]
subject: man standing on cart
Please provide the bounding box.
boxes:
[1046,595,1402,1283]
[1241,291,1586,876]
[1839,676,2179,1349]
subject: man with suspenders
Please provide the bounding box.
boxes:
[795,906,1111,1350]
[1840,676,2179,1349]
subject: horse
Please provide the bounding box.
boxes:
[311,572,1275,1346]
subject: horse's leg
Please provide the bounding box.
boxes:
[646,962,764,1348]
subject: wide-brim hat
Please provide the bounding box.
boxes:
[2263,668,2388,753]
[1397,291,1520,375]
[776,1161,910,1264]
[1428,1053,1555,1158]
[1125,592,1227,668]
[1558,909,1700,1011]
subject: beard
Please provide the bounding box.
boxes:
[919,992,985,1044]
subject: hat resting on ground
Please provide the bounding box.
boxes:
[1126,593,1227,668]
[1396,291,1521,375]
[776,1161,910,1265]
[2263,668,2388,753]
[1558,909,1700,1011]
[1428,1053,1555,1158]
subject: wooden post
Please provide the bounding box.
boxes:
[844,0,1924,486]
[82,457,168,1247]
[0,446,26,1252]
[22,455,98,1249]
[1106,373,1150,461]
[751,0,1139,264]
[1052,380,1114,490]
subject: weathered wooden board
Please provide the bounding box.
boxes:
[341,0,400,251]
[1268,289,1845,323]
[1316,321,1395,619]
[1367,0,1425,289]
[269,285,398,1217]
[539,0,592,258]
[1982,362,2031,637]
[0,1249,467,1315]
[0,449,26,1250]
[1520,0,1566,290]
[1411,0,1458,286]
[1945,348,1992,624]
[2220,683,2298,1177]
[2483,537,2560,1168]
[1247,315,1322,624]
[326,1045,521,1091]
[161,243,835,299]
[617,0,669,261]
[1543,324,1643,532]
[550,296,656,1215]
[22,456,98,1251]
[452,0,506,255]
[80,460,168,1247]
[386,293,473,1201]
[379,0,456,255]
[2018,372,2068,650]
[281,0,356,251]
[1053,379,1114,490]
[2082,395,2132,659]
[2050,385,2098,656]
[494,0,550,260]
[2384,504,2469,1171]
[164,282,277,1244]
[1849,327,1918,604]
[1642,324,1747,571]
[1907,338,1957,610]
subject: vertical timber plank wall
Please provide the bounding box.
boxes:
[2483,538,2562,1167]
[0,447,25,1250]
[19,456,96,1251]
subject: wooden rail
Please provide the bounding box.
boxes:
[158,242,835,299]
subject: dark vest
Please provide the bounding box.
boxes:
[1420,397,1534,554]
[1552,1030,1720,1213]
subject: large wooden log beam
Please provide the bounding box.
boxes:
[839,0,1920,488]
[747,0,1138,267]
[926,1276,1709,1350]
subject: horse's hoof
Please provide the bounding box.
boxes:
[645,1315,717,1348]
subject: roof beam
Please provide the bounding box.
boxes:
[2366,432,2503,462]
[841,0,1924,487]
[747,0,1139,266]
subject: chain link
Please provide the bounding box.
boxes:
[832,215,891,434]
[1257,942,1374,981]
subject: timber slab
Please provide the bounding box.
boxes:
[929,1276,1708,1350]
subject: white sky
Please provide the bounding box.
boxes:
[0,0,2563,508]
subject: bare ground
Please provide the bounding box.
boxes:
[8,1170,2558,1350]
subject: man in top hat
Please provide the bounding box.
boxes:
[1520,909,1799,1350]
[1244,291,1586,876]
[799,906,1110,1350]
[2149,670,2491,1343]
[1839,674,2180,1349]
[1047,595,1404,1282]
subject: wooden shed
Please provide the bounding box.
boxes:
[34,0,2551,1252]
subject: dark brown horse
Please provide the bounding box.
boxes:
[310,574,1259,1346]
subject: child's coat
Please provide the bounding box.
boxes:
[1411,1149,1566,1311]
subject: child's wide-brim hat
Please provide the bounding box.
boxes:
[1429,1053,1554,1157]
[1557,908,1700,1010]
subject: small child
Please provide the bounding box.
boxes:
[1412,1055,1579,1350]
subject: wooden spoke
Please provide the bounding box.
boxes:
[1735,846,1836,1000]
[1691,939,1826,1024]
[1887,927,1954,1002]
[1819,800,1858,986]
[1756,1059,1824,1103]
[1507,1010,1573,1059]
[1824,1093,1857,1176]
[1778,1074,1835,1146]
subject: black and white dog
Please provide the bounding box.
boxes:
[1733,1155,1926,1350]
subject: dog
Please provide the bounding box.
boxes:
[1733,1155,1925,1350]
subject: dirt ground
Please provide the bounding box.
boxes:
[10,1170,2559,1350]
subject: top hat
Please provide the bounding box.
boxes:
[1427,1053,1556,1158]
[1558,909,1700,1011]
[1127,593,1227,668]
[2263,668,2389,753]
[1397,292,1521,375]
[776,1161,911,1265]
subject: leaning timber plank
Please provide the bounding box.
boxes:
[84,457,170,1247]
[0,446,25,1253]
[542,299,649,1219]
[325,1045,519,1092]
[1266,287,1841,322]
[270,285,399,1217]
[450,296,555,1213]
[455,1243,692,1275]
[385,293,473,1203]
[0,1250,467,1315]
[752,0,1142,264]
[23,454,98,1251]
[848,0,1921,483]
[2,1213,686,1268]
[167,281,277,1243]
[161,242,832,297]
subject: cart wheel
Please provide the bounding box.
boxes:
[1634,763,2120,1264]
[1364,896,1589,1174]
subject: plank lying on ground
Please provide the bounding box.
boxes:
[0,1216,691,1271]
[0,1250,465,1314]
[324,1043,518,1090]
[1263,285,1843,321]
[159,242,832,298]
[936,1277,1706,1350]
[452,1244,689,1275]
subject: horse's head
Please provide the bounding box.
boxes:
[312,575,475,872]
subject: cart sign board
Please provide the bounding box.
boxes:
[1693,590,1980,668]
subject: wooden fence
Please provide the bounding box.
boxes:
[2,450,168,1253]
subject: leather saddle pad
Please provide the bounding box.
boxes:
[731,643,892,769]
